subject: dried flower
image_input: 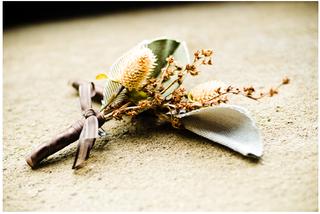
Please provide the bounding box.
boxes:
[188,80,226,102]
[166,56,175,64]
[269,88,278,97]
[282,77,290,85]
[201,49,213,57]
[138,100,152,108]
[120,47,157,91]
[153,93,164,105]
[194,50,201,58]
[243,86,255,96]
[171,87,186,103]
[163,67,175,81]
[171,117,182,129]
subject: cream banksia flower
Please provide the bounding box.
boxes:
[188,80,226,102]
[120,47,157,91]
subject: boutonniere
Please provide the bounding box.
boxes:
[26,38,289,170]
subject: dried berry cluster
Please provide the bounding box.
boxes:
[101,49,290,129]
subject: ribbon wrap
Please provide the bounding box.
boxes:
[25,81,105,169]
[72,82,99,169]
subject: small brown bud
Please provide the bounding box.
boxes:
[269,88,278,97]
[282,77,290,85]
[243,86,255,96]
[202,49,213,57]
[189,69,199,76]
[138,100,152,108]
[194,50,201,58]
[166,56,175,64]
[186,64,196,71]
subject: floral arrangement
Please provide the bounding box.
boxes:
[26,38,289,170]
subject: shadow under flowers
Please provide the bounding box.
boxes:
[34,111,261,170]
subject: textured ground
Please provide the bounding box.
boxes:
[3,2,318,211]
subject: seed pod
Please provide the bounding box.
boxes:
[188,80,226,102]
[120,47,157,91]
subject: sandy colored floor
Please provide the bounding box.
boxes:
[3,2,318,211]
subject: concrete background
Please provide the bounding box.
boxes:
[3,2,318,211]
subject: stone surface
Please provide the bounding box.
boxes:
[3,2,318,211]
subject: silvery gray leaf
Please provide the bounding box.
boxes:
[101,38,190,110]
[177,104,263,158]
